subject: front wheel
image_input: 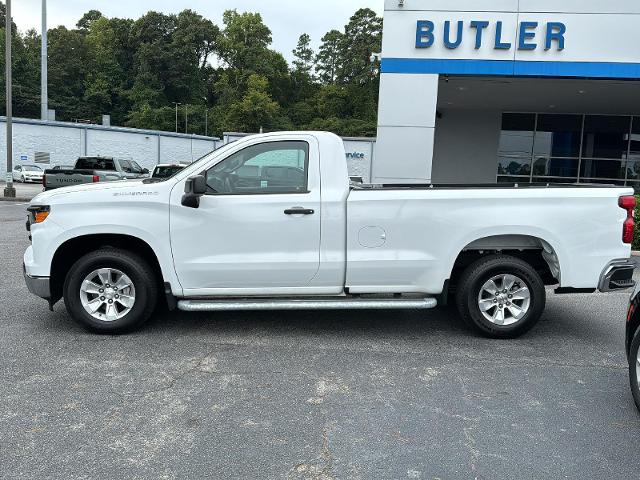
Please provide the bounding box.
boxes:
[63,248,158,334]
[20,175,25,183]
[455,255,546,339]
[628,328,640,411]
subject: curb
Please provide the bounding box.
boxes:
[633,251,640,257]
[0,197,32,203]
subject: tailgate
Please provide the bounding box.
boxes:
[44,169,96,190]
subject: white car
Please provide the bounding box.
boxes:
[13,165,44,184]
[23,132,636,337]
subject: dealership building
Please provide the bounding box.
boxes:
[372,0,640,187]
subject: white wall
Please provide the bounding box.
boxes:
[87,129,157,168]
[373,74,439,183]
[432,110,502,184]
[0,118,220,174]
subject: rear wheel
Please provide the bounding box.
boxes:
[455,255,546,339]
[63,248,158,334]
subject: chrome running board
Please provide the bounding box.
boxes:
[177,297,438,312]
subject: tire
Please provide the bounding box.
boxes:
[628,328,640,411]
[455,254,546,339]
[63,248,158,334]
[20,175,25,183]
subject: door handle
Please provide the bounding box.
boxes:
[284,207,315,215]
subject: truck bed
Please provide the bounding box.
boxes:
[345,183,633,294]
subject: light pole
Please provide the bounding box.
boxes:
[4,0,15,198]
[185,104,188,134]
[41,0,48,121]
[172,102,181,133]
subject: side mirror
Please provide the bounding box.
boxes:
[142,168,149,175]
[181,175,207,208]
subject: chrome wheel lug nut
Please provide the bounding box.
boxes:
[108,300,113,304]
[99,289,104,293]
[508,294,513,299]
[100,296,105,301]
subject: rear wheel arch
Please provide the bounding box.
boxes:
[50,234,164,306]
[448,234,561,288]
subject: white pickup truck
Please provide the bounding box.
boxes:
[23,132,636,338]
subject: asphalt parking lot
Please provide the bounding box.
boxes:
[1,200,640,480]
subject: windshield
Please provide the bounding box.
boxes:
[23,166,43,172]
[185,141,244,171]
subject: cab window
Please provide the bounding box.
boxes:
[204,141,309,195]
[120,160,133,173]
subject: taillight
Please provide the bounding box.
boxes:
[628,303,636,323]
[92,175,100,183]
[619,195,636,244]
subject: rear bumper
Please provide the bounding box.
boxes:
[23,264,51,299]
[598,259,636,292]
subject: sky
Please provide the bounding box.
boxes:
[11,0,385,62]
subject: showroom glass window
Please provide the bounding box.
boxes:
[627,117,640,187]
[497,113,635,189]
[497,113,535,182]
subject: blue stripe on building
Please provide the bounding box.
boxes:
[380,58,640,79]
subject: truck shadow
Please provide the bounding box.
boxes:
[138,293,622,345]
[145,305,471,338]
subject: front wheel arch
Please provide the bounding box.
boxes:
[50,234,164,307]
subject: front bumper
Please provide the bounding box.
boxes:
[599,259,636,292]
[23,264,51,299]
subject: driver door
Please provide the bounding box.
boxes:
[170,137,321,295]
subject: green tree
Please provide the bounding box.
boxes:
[83,17,132,120]
[77,10,103,31]
[292,33,314,77]
[217,10,272,76]
[225,74,280,132]
[336,9,382,85]
[0,4,384,138]
[315,30,342,85]
[47,26,90,120]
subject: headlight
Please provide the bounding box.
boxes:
[27,205,50,225]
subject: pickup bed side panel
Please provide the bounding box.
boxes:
[346,187,632,294]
